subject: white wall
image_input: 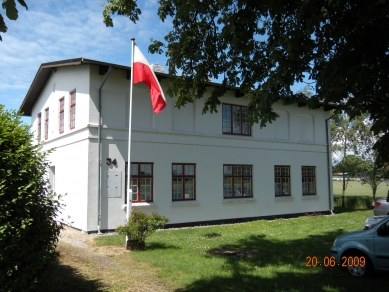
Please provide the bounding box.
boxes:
[30,63,332,231]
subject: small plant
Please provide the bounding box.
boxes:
[116,208,168,250]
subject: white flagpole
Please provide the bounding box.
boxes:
[125,37,135,247]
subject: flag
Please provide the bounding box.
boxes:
[132,45,166,113]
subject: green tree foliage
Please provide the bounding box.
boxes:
[356,121,389,202]
[0,0,28,41]
[103,0,389,163]
[0,105,63,291]
[359,156,388,202]
[331,112,370,207]
[332,155,366,177]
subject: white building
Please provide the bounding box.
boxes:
[20,58,334,232]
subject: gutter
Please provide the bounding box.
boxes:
[326,115,334,214]
[97,66,112,234]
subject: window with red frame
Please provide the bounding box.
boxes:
[44,108,49,140]
[275,166,291,196]
[70,90,76,129]
[125,163,153,203]
[37,112,41,142]
[222,104,251,135]
[302,166,316,195]
[172,164,195,200]
[223,165,252,198]
[59,97,64,133]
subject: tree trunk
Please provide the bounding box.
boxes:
[342,172,346,208]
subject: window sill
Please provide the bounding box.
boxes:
[122,202,157,209]
[274,196,294,202]
[171,200,199,207]
[223,197,256,204]
[302,195,320,200]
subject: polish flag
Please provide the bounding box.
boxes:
[132,45,166,113]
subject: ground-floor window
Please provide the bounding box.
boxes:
[172,164,195,200]
[302,166,316,195]
[223,165,252,198]
[125,162,153,203]
[275,165,291,196]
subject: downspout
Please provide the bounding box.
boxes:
[97,66,112,234]
[326,115,334,214]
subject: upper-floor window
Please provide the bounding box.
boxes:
[302,166,316,195]
[223,165,252,198]
[222,104,251,135]
[59,97,64,134]
[44,108,49,140]
[125,163,153,203]
[172,164,195,200]
[37,112,41,142]
[70,90,76,129]
[275,166,290,196]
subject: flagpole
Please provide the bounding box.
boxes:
[125,37,135,248]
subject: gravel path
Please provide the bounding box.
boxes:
[58,226,117,248]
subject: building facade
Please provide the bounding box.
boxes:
[20,58,334,232]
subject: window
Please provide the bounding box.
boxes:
[302,166,316,195]
[172,164,195,200]
[222,104,251,135]
[223,165,252,198]
[44,108,49,140]
[275,166,290,196]
[59,97,64,133]
[70,90,76,129]
[37,112,41,142]
[125,163,153,203]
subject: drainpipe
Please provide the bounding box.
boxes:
[326,115,334,214]
[97,66,112,234]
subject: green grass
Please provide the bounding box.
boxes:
[333,180,389,197]
[95,209,387,292]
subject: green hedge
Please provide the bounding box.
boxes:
[333,195,385,209]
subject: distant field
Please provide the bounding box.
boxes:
[333,180,389,198]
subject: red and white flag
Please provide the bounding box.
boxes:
[132,45,166,113]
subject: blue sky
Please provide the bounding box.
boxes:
[1,0,171,124]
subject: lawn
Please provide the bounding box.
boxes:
[333,180,389,198]
[94,208,387,292]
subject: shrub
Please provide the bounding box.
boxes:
[116,208,168,249]
[0,106,63,291]
[333,195,378,209]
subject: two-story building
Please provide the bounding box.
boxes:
[20,58,334,233]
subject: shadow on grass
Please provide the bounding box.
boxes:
[43,261,106,292]
[175,271,388,292]
[177,229,387,292]
[146,242,180,250]
[334,207,373,214]
[204,232,222,238]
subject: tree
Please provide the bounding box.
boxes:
[356,121,389,202]
[0,0,28,41]
[103,0,389,164]
[359,155,388,203]
[331,112,369,207]
[0,105,63,291]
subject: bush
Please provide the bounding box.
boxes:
[333,195,378,209]
[116,208,168,249]
[0,106,63,291]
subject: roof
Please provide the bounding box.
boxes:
[19,58,169,116]
[19,58,336,116]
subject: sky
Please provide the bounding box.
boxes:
[1,0,171,124]
[1,0,308,125]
